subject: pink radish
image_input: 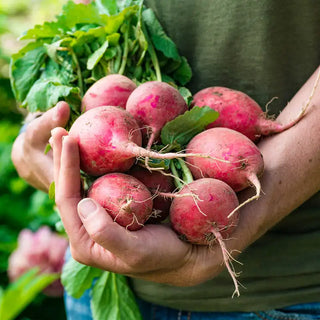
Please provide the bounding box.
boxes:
[81,74,137,112]
[68,106,213,176]
[186,127,264,215]
[169,178,241,296]
[87,173,153,230]
[128,165,175,223]
[192,86,305,141]
[126,81,188,148]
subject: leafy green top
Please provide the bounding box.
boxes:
[9,0,192,114]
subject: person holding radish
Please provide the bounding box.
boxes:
[11,0,320,319]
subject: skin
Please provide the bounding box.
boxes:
[42,66,320,287]
[11,101,70,192]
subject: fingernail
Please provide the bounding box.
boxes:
[53,103,63,121]
[78,198,97,219]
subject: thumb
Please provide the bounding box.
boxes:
[77,198,138,255]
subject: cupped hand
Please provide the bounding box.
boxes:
[50,128,227,287]
[11,102,70,192]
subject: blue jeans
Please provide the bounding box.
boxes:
[64,288,320,320]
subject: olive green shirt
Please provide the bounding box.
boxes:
[130,0,320,312]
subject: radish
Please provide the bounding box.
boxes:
[192,86,305,141]
[186,127,264,215]
[128,165,175,223]
[169,178,241,296]
[81,74,137,112]
[68,106,214,176]
[126,81,188,148]
[87,173,153,230]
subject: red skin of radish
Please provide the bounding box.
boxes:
[128,166,175,223]
[87,173,153,231]
[186,127,264,192]
[126,81,188,147]
[69,106,142,176]
[170,178,239,245]
[69,106,195,177]
[81,74,137,112]
[193,86,290,141]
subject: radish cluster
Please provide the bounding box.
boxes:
[66,74,306,297]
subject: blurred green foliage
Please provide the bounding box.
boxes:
[0,1,67,319]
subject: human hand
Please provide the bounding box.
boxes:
[50,127,231,287]
[11,102,70,192]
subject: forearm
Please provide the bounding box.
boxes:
[232,67,320,252]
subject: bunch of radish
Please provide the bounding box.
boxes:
[67,73,310,297]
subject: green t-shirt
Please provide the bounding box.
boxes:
[130,0,320,312]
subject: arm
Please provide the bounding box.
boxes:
[232,66,320,251]
[51,66,320,287]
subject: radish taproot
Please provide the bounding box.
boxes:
[87,173,153,230]
[186,127,264,215]
[69,106,215,176]
[126,81,188,148]
[128,165,175,223]
[192,86,305,141]
[169,178,241,296]
[81,74,137,112]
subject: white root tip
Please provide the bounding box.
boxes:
[227,174,261,219]
[210,228,241,297]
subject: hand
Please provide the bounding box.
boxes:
[11,102,70,192]
[50,127,229,287]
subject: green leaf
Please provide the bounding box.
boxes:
[87,39,109,70]
[95,0,118,15]
[172,56,192,86]
[161,106,219,148]
[178,86,193,106]
[61,257,103,299]
[10,46,47,103]
[57,1,104,29]
[91,272,142,320]
[20,21,62,40]
[142,8,180,61]
[0,268,59,320]
[23,80,80,112]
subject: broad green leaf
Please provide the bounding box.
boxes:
[161,106,219,148]
[57,1,104,29]
[19,21,62,40]
[23,80,80,112]
[172,56,192,86]
[72,26,106,48]
[61,257,103,299]
[0,268,59,320]
[91,272,142,320]
[10,46,47,102]
[41,53,75,85]
[87,39,109,70]
[96,0,118,15]
[142,8,180,61]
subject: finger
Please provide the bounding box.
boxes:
[25,102,70,147]
[11,134,49,191]
[50,127,69,187]
[54,135,87,247]
[58,135,82,199]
